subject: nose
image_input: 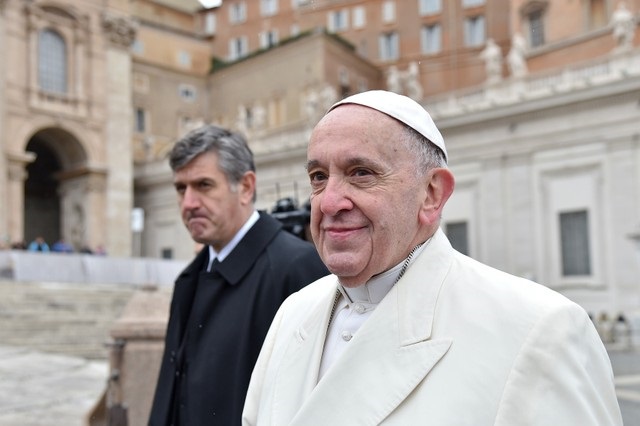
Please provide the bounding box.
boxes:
[181,186,201,211]
[319,177,353,217]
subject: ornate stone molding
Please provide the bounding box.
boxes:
[6,151,37,181]
[55,167,108,192]
[102,12,137,48]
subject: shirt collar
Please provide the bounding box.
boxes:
[207,210,259,270]
[340,241,429,305]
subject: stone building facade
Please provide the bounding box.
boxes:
[1,0,640,319]
[0,0,138,256]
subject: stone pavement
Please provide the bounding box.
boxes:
[609,346,640,425]
[0,345,107,426]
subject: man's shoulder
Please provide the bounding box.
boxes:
[447,250,581,317]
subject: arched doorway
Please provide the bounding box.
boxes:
[24,127,87,250]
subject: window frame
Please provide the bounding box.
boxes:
[421,23,442,54]
[462,0,485,7]
[382,1,396,23]
[229,2,247,24]
[328,9,350,32]
[261,0,279,17]
[559,210,592,277]
[464,15,486,47]
[379,31,400,61]
[418,0,442,16]
[38,28,68,95]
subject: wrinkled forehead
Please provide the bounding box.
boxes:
[324,90,448,163]
[307,105,412,167]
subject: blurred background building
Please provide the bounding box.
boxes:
[1,0,640,318]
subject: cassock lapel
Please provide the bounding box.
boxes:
[267,279,339,421]
[288,229,454,425]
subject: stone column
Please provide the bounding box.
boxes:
[6,151,36,244]
[101,12,136,256]
[0,1,7,245]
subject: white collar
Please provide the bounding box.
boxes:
[340,241,429,305]
[207,210,259,270]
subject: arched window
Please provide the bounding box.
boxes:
[38,29,67,94]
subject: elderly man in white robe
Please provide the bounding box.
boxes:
[242,90,622,426]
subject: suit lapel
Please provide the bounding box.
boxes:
[288,229,455,425]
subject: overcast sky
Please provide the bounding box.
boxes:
[199,0,222,8]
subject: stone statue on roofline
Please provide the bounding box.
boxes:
[404,62,424,101]
[507,33,528,78]
[480,38,503,84]
[611,1,635,53]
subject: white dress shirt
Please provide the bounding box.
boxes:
[207,210,260,271]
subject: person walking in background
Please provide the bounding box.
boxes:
[242,90,622,425]
[148,125,328,426]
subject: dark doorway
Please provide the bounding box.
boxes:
[24,137,62,245]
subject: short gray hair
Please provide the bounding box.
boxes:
[168,125,256,200]
[401,126,448,177]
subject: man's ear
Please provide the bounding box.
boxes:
[418,168,455,226]
[239,171,257,205]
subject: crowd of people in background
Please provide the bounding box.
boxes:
[0,235,106,255]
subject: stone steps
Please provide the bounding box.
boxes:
[0,280,137,360]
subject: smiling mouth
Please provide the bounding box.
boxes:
[325,226,365,238]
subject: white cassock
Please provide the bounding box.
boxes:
[243,229,622,426]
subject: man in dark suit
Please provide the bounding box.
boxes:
[148,125,328,426]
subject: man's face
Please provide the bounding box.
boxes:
[307,105,428,287]
[173,151,253,251]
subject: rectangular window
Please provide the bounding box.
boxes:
[421,23,442,54]
[446,221,469,256]
[419,0,441,15]
[177,50,192,68]
[259,30,279,49]
[353,6,366,29]
[462,0,485,7]
[135,108,146,133]
[261,0,278,16]
[382,1,396,23]
[529,11,545,47]
[229,36,248,60]
[38,30,67,94]
[161,248,173,259]
[559,210,591,276]
[328,9,349,32]
[464,15,485,47]
[229,2,247,24]
[204,12,216,35]
[379,31,399,61]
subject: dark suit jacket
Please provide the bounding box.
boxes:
[148,212,328,426]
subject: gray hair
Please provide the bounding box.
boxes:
[168,125,256,201]
[401,126,448,177]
